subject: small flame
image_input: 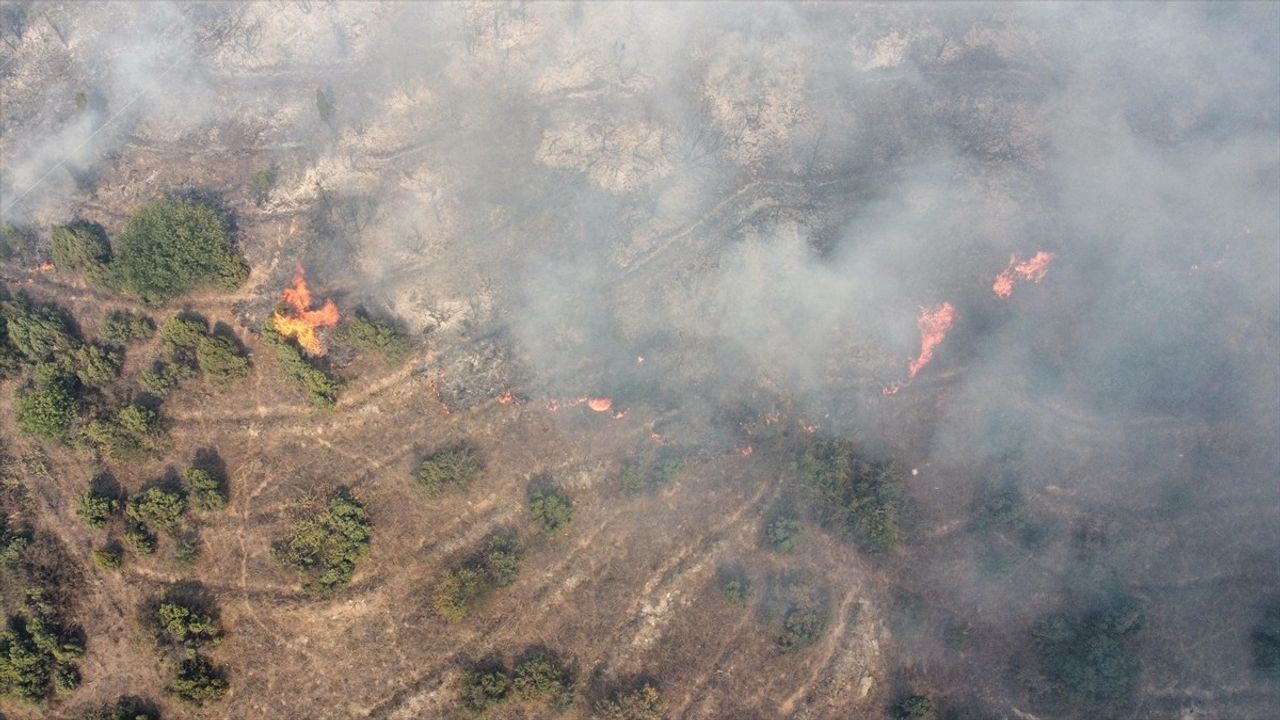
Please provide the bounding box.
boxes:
[584,397,613,412]
[993,251,1054,298]
[273,266,339,355]
[739,445,753,456]
[496,391,515,405]
[907,302,955,377]
[37,261,54,271]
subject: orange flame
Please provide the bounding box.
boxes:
[907,302,955,377]
[272,266,339,355]
[585,397,613,412]
[739,445,753,456]
[37,261,54,271]
[993,251,1054,298]
[497,391,516,405]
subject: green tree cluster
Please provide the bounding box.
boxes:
[51,221,111,281]
[333,309,410,361]
[111,197,248,305]
[260,320,341,408]
[168,655,228,706]
[157,601,221,650]
[431,532,523,622]
[82,696,161,720]
[891,693,937,720]
[99,310,156,345]
[594,682,666,720]
[528,482,573,533]
[416,443,484,498]
[158,315,250,389]
[765,508,802,553]
[1031,592,1145,710]
[184,467,228,512]
[798,439,903,553]
[458,650,574,714]
[272,491,372,596]
[82,404,166,461]
[0,609,84,702]
[76,487,121,529]
[620,448,684,496]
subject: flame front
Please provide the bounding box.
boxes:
[993,251,1054,298]
[272,266,339,355]
[906,302,955,377]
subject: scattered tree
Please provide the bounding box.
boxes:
[594,682,666,720]
[432,567,486,623]
[1031,591,1145,709]
[184,467,228,512]
[112,197,247,304]
[82,404,166,461]
[272,491,372,596]
[167,655,228,705]
[99,310,155,345]
[416,443,484,498]
[459,661,511,713]
[891,693,937,720]
[92,545,123,571]
[528,482,573,534]
[765,509,801,553]
[76,486,120,529]
[126,486,186,530]
[14,379,79,441]
[798,439,903,553]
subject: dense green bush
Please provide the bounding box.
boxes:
[0,610,84,702]
[100,310,155,345]
[416,444,484,498]
[92,546,123,571]
[1031,592,1145,709]
[482,531,523,587]
[334,309,410,361]
[1251,602,1280,680]
[83,696,161,720]
[3,301,77,364]
[82,404,166,461]
[272,491,372,596]
[250,166,277,205]
[620,449,684,496]
[159,316,250,387]
[798,439,903,553]
[594,682,666,720]
[184,467,228,512]
[124,524,157,555]
[261,320,341,408]
[765,510,802,553]
[528,483,573,534]
[14,379,80,440]
[157,601,221,649]
[112,198,248,305]
[126,487,186,530]
[76,487,120,529]
[0,518,29,564]
[71,343,123,388]
[51,221,110,274]
[512,650,573,704]
[891,693,937,720]
[459,662,510,712]
[717,565,752,607]
[432,567,486,623]
[167,655,228,705]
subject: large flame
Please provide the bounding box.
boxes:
[993,251,1054,298]
[272,265,339,355]
[907,302,955,377]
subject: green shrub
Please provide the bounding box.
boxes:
[184,467,228,512]
[2,298,77,365]
[261,320,341,408]
[123,524,156,555]
[112,197,247,304]
[71,343,123,388]
[126,487,186,530]
[167,655,228,705]
[717,565,752,606]
[76,487,120,528]
[892,693,937,720]
[51,221,110,272]
[315,88,335,121]
[1032,592,1145,708]
[15,379,80,440]
[768,574,830,652]
[82,404,165,461]
[0,222,36,261]
[83,696,161,720]
[528,483,573,534]
[765,511,801,553]
[0,611,84,702]
[482,531,522,587]
[1251,602,1280,680]
[594,682,665,720]
[459,662,510,712]
[100,310,155,345]
[621,449,684,496]
[512,650,573,704]
[333,310,410,361]
[92,546,122,571]
[415,444,484,498]
[272,491,372,596]
[139,360,193,397]
[1,518,29,564]
[157,601,221,649]
[432,567,485,623]
[250,166,277,205]
[161,316,207,350]
[798,439,903,553]
[194,334,250,385]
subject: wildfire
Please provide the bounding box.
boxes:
[907,302,955,377]
[993,251,1054,298]
[496,391,516,405]
[273,266,339,355]
[584,396,613,412]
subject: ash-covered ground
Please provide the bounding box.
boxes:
[1,2,1278,719]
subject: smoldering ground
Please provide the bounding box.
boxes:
[2,1,1277,716]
